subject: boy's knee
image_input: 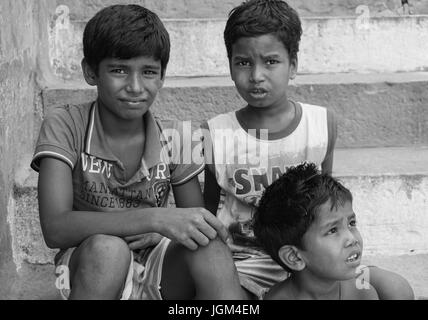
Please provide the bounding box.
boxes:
[167,237,232,266]
[187,237,234,268]
[78,234,131,270]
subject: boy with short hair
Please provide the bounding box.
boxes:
[31,4,244,300]
[203,0,414,300]
[253,162,413,300]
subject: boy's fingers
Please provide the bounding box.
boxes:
[191,231,210,247]
[203,213,229,242]
[127,234,162,250]
[128,241,144,251]
[196,222,217,241]
[182,238,198,251]
[124,234,143,242]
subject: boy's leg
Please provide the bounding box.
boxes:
[160,237,246,300]
[68,234,131,300]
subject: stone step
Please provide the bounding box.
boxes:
[42,73,428,149]
[48,15,428,80]
[53,0,428,21]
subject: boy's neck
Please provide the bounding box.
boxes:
[245,98,294,119]
[236,99,298,139]
[287,271,342,300]
[98,101,146,139]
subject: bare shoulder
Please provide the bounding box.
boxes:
[367,266,415,300]
[263,281,293,300]
[342,278,379,300]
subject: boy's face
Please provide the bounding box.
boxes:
[229,33,297,109]
[299,200,363,281]
[85,55,164,121]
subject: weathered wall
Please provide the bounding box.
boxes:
[0,0,52,297]
[54,0,428,19]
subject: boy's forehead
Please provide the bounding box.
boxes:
[314,199,354,225]
[231,33,288,55]
[102,55,161,66]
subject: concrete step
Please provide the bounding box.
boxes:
[53,0,428,21]
[49,14,428,80]
[42,73,428,149]
[333,147,428,257]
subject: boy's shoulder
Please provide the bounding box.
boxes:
[341,278,379,300]
[45,102,94,124]
[203,111,236,130]
[298,102,337,129]
[298,101,330,114]
[263,280,294,300]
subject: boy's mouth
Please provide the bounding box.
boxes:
[249,88,268,99]
[121,99,146,106]
[346,251,361,264]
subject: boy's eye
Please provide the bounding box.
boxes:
[349,220,357,227]
[266,59,279,65]
[327,227,337,235]
[111,68,126,74]
[237,61,251,67]
[143,70,158,76]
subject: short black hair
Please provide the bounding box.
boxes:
[253,163,353,272]
[83,4,170,77]
[224,0,302,62]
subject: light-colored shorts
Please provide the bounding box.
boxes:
[56,237,171,300]
[234,253,289,299]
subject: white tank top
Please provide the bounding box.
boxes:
[207,103,329,244]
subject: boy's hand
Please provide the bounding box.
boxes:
[158,208,230,251]
[124,233,163,251]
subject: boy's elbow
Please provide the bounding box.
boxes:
[40,218,69,249]
[42,229,64,249]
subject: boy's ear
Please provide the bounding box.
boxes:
[278,245,306,272]
[289,58,298,80]
[81,58,97,86]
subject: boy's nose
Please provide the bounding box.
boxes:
[250,65,265,83]
[126,74,144,94]
[345,230,360,247]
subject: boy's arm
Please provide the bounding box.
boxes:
[200,121,221,215]
[204,166,221,215]
[321,108,337,175]
[368,266,414,300]
[38,157,227,251]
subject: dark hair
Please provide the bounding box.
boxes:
[224,0,302,62]
[83,5,170,77]
[253,163,353,272]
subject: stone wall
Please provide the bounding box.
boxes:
[55,0,428,20]
[0,0,53,297]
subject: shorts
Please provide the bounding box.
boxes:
[55,237,171,300]
[234,253,289,300]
